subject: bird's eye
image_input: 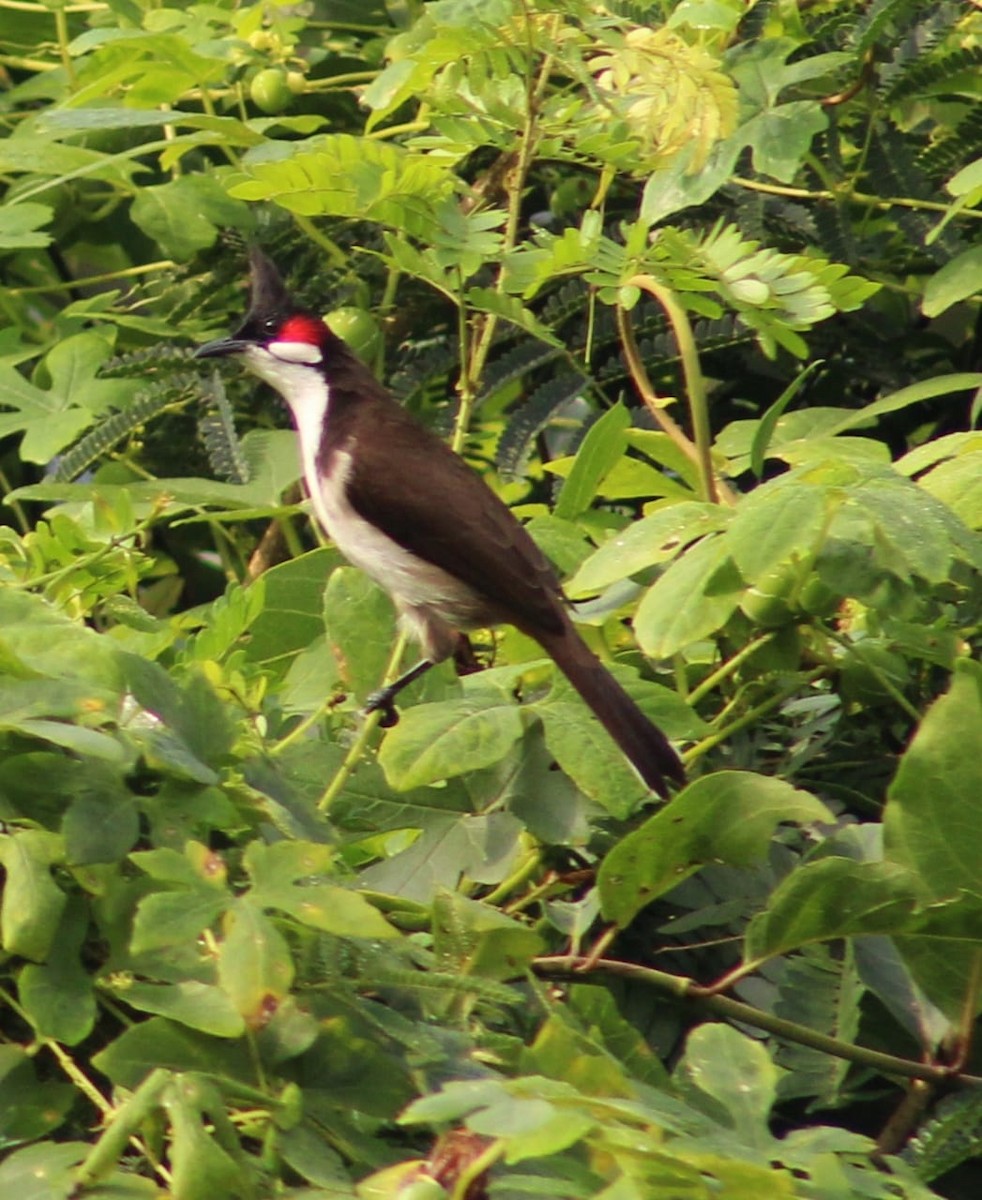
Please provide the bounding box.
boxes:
[262,317,278,335]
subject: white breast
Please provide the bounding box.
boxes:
[241,345,478,659]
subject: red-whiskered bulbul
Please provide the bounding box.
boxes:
[195,249,684,798]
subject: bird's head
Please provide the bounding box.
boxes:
[195,248,335,393]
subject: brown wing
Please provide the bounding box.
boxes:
[342,400,566,637]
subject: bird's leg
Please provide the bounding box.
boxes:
[364,659,436,728]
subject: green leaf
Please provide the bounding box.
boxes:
[378,692,524,790]
[922,247,982,318]
[0,1046,73,1146]
[432,890,544,980]
[18,902,95,1044]
[553,403,630,520]
[744,859,921,965]
[217,898,295,1025]
[676,1024,777,1150]
[0,1142,84,1200]
[93,1018,255,1091]
[228,133,456,237]
[0,830,66,961]
[742,101,828,182]
[244,840,397,940]
[130,889,227,956]
[827,373,982,435]
[634,536,743,658]
[168,1084,253,1200]
[130,175,251,261]
[323,567,397,703]
[885,660,982,901]
[241,547,342,671]
[885,661,982,1017]
[0,202,53,250]
[598,772,831,927]
[107,981,245,1039]
[725,477,828,581]
[566,501,727,597]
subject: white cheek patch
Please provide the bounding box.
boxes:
[269,340,323,365]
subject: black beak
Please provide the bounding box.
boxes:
[194,337,252,359]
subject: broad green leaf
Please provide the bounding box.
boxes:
[0,1142,84,1200]
[566,501,726,597]
[378,692,524,790]
[93,1018,255,1090]
[0,202,53,250]
[894,893,982,1023]
[922,247,982,318]
[0,1046,73,1146]
[917,449,982,529]
[217,899,295,1025]
[885,661,982,1017]
[323,567,398,703]
[18,902,95,1044]
[744,858,921,965]
[130,889,227,956]
[885,660,982,901]
[106,981,245,1039]
[244,839,397,940]
[634,535,742,658]
[828,373,982,435]
[63,787,138,865]
[241,547,342,671]
[357,811,524,902]
[537,674,647,818]
[677,1024,778,1150]
[742,101,828,182]
[725,478,827,581]
[0,830,66,961]
[130,175,251,260]
[168,1085,253,1200]
[598,772,831,927]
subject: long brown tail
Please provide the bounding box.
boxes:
[536,620,685,799]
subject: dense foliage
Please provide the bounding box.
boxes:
[0,1,981,1197]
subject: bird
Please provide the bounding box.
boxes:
[195,248,685,798]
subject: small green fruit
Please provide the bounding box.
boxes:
[740,562,798,629]
[250,68,291,114]
[326,306,382,362]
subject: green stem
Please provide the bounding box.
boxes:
[317,632,410,812]
[8,260,175,296]
[75,1069,174,1187]
[54,5,77,85]
[826,629,922,724]
[533,956,982,1089]
[453,22,555,449]
[731,176,982,222]
[686,632,776,708]
[684,667,827,765]
[621,275,717,504]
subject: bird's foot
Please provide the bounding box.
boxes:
[364,688,400,728]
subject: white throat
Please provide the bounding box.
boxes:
[242,344,330,511]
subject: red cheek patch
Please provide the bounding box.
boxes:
[279,314,326,346]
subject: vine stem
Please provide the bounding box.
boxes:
[616,276,737,507]
[684,667,828,765]
[684,631,776,708]
[532,957,982,1090]
[317,632,410,812]
[8,260,175,296]
[731,176,982,222]
[452,12,556,452]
